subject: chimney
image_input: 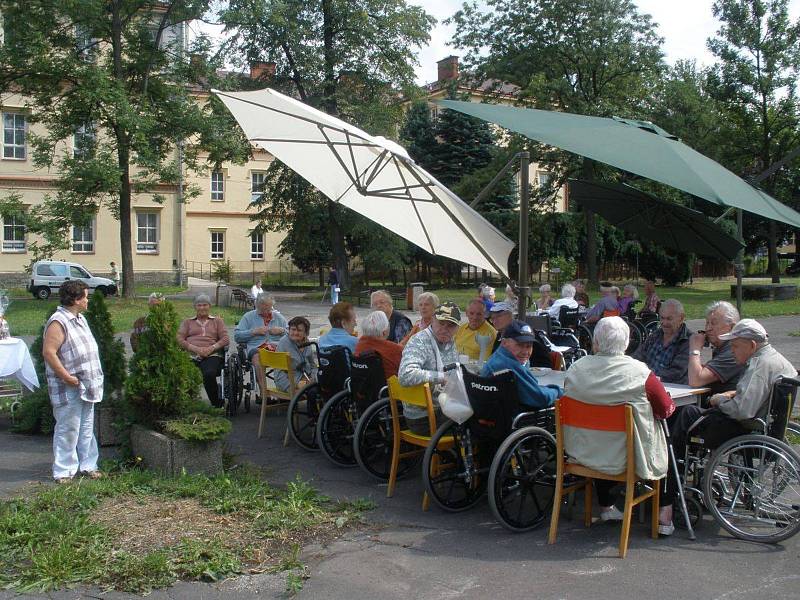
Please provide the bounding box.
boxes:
[189,53,204,71]
[437,55,459,83]
[249,61,276,80]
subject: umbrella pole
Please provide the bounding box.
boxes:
[517,151,530,320]
[736,209,743,315]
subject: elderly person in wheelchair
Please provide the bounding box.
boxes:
[234,293,288,403]
[564,317,675,525]
[274,316,317,392]
[660,319,797,534]
[177,294,230,408]
[480,320,563,409]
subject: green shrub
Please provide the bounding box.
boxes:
[125,302,201,428]
[11,320,54,435]
[212,259,233,284]
[162,413,232,442]
[85,291,126,401]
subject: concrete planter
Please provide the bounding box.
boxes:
[95,406,120,447]
[130,425,224,476]
[731,284,798,301]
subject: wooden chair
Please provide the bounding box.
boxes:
[257,349,297,439]
[386,376,453,511]
[548,396,661,558]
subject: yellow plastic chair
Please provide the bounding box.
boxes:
[548,396,661,558]
[257,349,296,439]
[386,376,453,511]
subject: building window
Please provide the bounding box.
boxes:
[136,212,159,253]
[211,170,224,201]
[1,214,26,253]
[251,171,266,203]
[75,24,97,61]
[210,231,225,260]
[537,170,553,188]
[250,232,264,260]
[72,221,94,253]
[73,122,96,159]
[2,112,26,159]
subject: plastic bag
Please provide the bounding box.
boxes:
[439,366,474,424]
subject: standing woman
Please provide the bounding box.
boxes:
[42,280,104,483]
[401,291,440,345]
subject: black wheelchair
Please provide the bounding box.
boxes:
[220,343,253,417]
[316,351,388,467]
[573,310,644,356]
[676,376,800,543]
[285,344,351,451]
[421,366,558,531]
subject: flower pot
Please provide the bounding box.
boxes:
[130,425,224,476]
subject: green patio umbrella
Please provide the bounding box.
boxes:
[436,100,800,227]
[569,180,745,260]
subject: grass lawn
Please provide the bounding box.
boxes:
[307,277,800,321]
[6,297,249,337]
[0,465,371,594]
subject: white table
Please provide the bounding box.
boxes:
[0,338,40,391]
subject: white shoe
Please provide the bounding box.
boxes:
[658,522,675,536]
[600,506,624,522]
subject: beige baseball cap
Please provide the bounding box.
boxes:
[717,318,768,343]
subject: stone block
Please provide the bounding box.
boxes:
[130,425,224,476]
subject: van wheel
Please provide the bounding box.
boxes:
[35,287,51,300]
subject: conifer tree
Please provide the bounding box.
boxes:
[85,291,126,400]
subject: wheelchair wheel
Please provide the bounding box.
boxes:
[317,389,358,467]
[575,324,593,355]
[785,421,800,444]
[702,434,800,543]
[286,382,322,451]
[643,320,660,338]
[674,493,703,530]
[626,321,644,355]
[353,397,419,482]
[423,420,487,512]
[224,353,241,417]
[488,426,557,532]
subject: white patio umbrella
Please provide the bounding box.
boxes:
[212,88,515,276]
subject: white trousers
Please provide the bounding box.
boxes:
[51,387,99,479]
[331,285,339,305]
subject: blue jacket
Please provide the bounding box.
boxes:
[234,309,288,356]
[319,327,357,354]
[480,346,562,409]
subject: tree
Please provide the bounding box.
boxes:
[218,0,434,289]
[399,101,438,171]
[706,0,800,282]
[84,290,126,401]
[450,0,666,283]
[0,0,249,296]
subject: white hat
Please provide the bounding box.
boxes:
[717,318,768,343]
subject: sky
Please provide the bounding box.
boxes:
[408,0,800,84]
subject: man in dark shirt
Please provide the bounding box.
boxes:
[370,289,412,343]
[687,300,744,393]
[632,298,692,384]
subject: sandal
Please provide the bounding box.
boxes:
[54,477,73,485]
[82,470,103,480]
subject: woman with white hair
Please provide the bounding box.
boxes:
[537,284,553,310]
[177,293,230,408]
[480,285,496,313]
[354,310,403,379]
[548,283,579,319]
[400,291,440,346]
[618,284,639,317]
[563,317,674,528]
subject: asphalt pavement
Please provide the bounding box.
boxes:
[1,302,799,599]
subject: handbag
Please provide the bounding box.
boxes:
[439,366,473,424]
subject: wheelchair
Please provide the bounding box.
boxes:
[285,343,351,451]
[317,351,388,467]
[573,309,643,356]
[220,343,253,417]
[676,376,800,543]
[421,366,558,531]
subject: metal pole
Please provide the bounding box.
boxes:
[736,208,744,315]
[517,151,530,320]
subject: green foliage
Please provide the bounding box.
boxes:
[162,413,232,442]
[0,0,250,293]
[11,320,54,435]
[211,259,233,284]
[636,245,693,286]
[84,291,126,401]
[0,467,371,593]
[125,302,201,428]
[399,101,438,168]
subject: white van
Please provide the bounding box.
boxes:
[27,260,117,299]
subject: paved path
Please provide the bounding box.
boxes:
[2,307,799,599]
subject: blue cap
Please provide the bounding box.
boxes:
[502,320,536,343]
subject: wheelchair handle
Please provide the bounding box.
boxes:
[443,363,459,372]
[512,411,539,430]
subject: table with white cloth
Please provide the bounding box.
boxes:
[0,337,40,391]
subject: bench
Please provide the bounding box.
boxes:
[230,288,253,310]
[343,288,406,307]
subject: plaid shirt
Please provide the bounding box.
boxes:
[634,323,691,384]
[45,306,104,406]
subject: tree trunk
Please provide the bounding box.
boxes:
[318,264,324,288]
[327,202,349,289]
[768,220,781,283]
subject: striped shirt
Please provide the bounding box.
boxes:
[45,306,104,406]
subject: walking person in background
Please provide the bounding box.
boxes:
[250,279,263,306]
[42,280,104,483]
[328,266,339,305]
[109,261,120,297]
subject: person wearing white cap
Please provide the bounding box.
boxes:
[488,301,514,353]
[658,318,797,535]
